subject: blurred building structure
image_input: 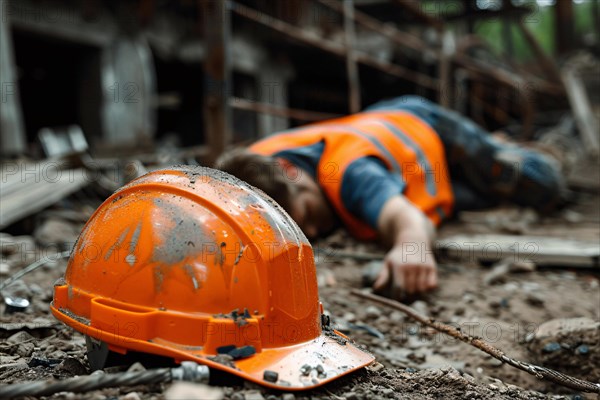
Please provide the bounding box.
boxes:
[0,0,598,163]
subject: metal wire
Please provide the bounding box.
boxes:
[351,289,600,394]
[0,250,71,291]
[0,361,209,398]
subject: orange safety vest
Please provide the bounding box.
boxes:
[249,111,454,240]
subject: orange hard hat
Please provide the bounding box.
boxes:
[51,166,374,389]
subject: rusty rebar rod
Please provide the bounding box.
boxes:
[351,289,600,394]
[0,361,209,398]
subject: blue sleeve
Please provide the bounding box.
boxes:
[341,157,406,229]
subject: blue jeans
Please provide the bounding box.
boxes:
[365,96,566,212]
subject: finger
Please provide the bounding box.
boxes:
[418,268,430,293]
[373,262,390,292]
[403,267,416,295]
[427,267,438,289]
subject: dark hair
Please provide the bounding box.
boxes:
[215,148,296,212]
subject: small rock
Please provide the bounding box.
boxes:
[0,355,20,364]
[231,393,244,400]
[525,292,545,307]
[127,362,147,372]
[324,270,337,287]
[0,362,27,373]
[34,218,79,248]
[343,312,356,322]
[389,311,404,323]
[0,262,10,275]
[244,390,266,400]
[48,349,68,359]
[7,330,34,344]
[56,358,88,376]
[343,392,359,400]
[409,300,428,316]
[542,342,562,353]
[282,394,295,400]
[263,370,278,383]
[2,280,32,299]
[508,260,536,273]
[483,260,510,285]
[576,344,589,355]
[362,261,384,286]
[366,362,384,373]
[488,300,501,310]
[16,342,35,357]
[365,305,382,319]
[300,364,312,376]
[228,345,256,360]
[121,393,142,400]
[486,357,503,367]
[164,382,224,400]
[462,293,475,303]
[562,209,583,223]
[0,235,36,256]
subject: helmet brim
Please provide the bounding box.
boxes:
[51,304,375,390]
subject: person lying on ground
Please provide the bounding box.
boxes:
[216,95,567,300]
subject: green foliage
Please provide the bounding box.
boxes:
[470,0,596,62]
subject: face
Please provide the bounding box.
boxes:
[288,172,336,240]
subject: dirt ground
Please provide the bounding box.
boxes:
[0,190,599,399]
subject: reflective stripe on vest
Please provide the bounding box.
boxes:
[250,111,454,240]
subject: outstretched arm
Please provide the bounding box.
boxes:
[374,195,437,299]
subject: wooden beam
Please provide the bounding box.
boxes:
[555,0,574,55]
[343,0,361,113]
[232,2,437,90]
[516,20,562,84]
[202,0,232,163]
[356,53,439,90]
[231,2,346,57]
[317,0,431,53]
[391,0,444,31]
[230,98,341,122]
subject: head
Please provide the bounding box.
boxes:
[215,148,336,239]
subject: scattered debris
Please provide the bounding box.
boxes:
[33,218,79,249]
[3,297,29,313]
[164,382,224,400]
[352,289,600,394]
[528,317,600,384]
[0,161,91,230]
[227,346,257,360]
[263,370,278,383]
[437,234,600,268]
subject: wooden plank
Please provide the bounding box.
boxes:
[0,166,89,229]
[436,234,599,268]
[562,68,600,156]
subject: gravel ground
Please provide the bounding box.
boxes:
[0,194,598,399]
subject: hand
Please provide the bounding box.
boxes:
[373,245,438,300]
